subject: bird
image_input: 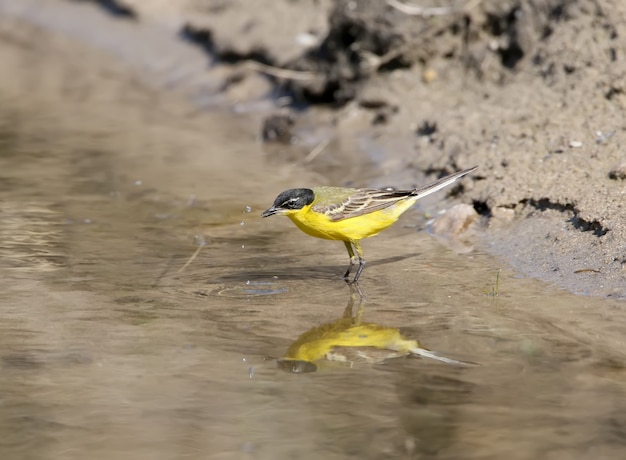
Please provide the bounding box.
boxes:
[262,166,477,283]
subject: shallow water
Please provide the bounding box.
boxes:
[2,14,626,460]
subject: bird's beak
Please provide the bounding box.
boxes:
[262,207,279,217]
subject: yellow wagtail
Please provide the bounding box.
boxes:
[262,166,477,283]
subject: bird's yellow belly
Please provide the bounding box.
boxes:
[288,207,399,242]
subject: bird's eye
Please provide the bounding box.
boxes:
[282,198,298,207]
[279,195,303,209]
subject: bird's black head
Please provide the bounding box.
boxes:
[262,188,315,217]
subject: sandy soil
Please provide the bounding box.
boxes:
[5,0,625,297]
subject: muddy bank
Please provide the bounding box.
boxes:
[4,0,625,298]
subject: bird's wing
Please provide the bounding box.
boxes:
[311,166,477,222]
[313,189,414,222]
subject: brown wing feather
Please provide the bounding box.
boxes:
[313,189,414,222]
[311,166,478,223]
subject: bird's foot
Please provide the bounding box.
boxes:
[342,264,365,284]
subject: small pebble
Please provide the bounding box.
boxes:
[569,140,583,148]
[430,204,478,237]
[608,163,626,180]
[422,68,437,84]
[491,206,515,221]
[595,130,615,143]
[295,33,318,47]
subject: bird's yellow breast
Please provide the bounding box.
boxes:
[286,200,413,242]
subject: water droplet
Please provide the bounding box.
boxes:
[243,205,252,213]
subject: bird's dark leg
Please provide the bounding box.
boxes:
[350,241,366,284]
[342,241,358,281]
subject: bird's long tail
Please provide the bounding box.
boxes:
[411,166,478,200]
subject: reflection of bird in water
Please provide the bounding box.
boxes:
[278,289,473,373]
